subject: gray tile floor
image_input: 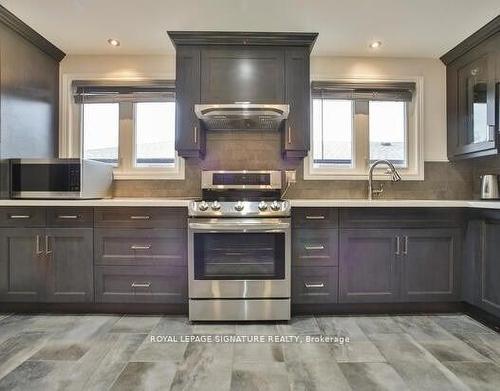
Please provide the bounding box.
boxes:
[0,313,499,390]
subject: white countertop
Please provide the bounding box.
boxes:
[290,199,500,209]
[0,198,499,210]
[0,198,192,207]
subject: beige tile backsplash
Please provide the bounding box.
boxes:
[113,132,475,200]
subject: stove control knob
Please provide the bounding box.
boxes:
[211,201,221,211]
[234,201,244,211]
[198,201,209,211]
[270,201,281,211]
[258,201,268,211]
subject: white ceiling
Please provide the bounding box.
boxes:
[0,0,499,58]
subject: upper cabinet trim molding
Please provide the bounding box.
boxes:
[440,15,500,65]
[0,5,65,62]
[167,31,318,50]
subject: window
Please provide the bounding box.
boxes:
[369,101,407,166]
[135,102,176,167]
[313,99,353,166]
[73,80,183,180]
[305,79,422,180]
[83,103,119,164]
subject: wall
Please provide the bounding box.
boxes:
[60,54,474,199]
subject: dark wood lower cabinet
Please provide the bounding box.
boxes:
[401,228,460,302]
[339,229,400,303]
[0,228,44,302]
[479,220,500,317]
[44,228,93,303]
[340,227,460,304]
[95,266,187,304]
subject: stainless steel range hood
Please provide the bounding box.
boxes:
[194,103,289,131]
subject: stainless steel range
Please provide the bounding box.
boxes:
[188,170,291,321]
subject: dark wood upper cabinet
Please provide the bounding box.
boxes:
[0,5,65,197]
[200,47,285,104]
[441,17,500,160]
[169,31,317,159]
[283,47,311,158]
[175,46,204,158]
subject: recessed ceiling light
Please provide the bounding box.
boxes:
[369,41,382,49]
[107,38,120,47]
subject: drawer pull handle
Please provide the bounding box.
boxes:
[131,282,151,288]
[130,245,152,250]
[9,215,30,219]
[305,282,325,289]
[305,216,325,220]
[305,245,325,251]
[57,215,80,219]
[130,215,151,220]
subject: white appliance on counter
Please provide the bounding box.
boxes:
[9,158,113,199]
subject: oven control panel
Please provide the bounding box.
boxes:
[188,200,291,217]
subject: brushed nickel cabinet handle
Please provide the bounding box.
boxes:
[395,236,401,256]
[305,215,325,220]
[304,245,325,250]
[45,235,52,255]
[57,215,80,219]
[35,235,43,256]
[402,236,408,255]
[130,245,152,250]
[9,215,30,219]
[193,126,198,144]
[305,282,325,289]
[131,282,151,288]
[130,215,151,220]
[287,126,292,144]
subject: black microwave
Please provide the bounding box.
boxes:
[9,159,113,199]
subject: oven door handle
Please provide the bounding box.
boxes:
[189,222,290,231]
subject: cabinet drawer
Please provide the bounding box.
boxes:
[95,229,186,266]
[341,208,463,228]
[47,207,93,227]
[0,208,45,227]
[94,207,187,229]
[292,208,338,228]
[293,229,338,266]
[292,267,338,304]
[95,266,187,304]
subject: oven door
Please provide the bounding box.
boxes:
[188,218,290,299]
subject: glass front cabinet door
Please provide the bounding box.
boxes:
[447,33,499,160]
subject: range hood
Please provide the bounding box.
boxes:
[194,103,289,131]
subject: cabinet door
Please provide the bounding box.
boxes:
[401,228,460,302]
[44,228,93,303]
[447,34,498,160]
[283,47,310,158]
[339,229,400,303]
[175,46,204,158]
[480,220,500,317]
[201,47,285,104]
[0,228,44,302]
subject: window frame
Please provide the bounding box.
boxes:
[60,74,184,180]
[304,76,424,181]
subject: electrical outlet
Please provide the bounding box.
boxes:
[285,170,297,184]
